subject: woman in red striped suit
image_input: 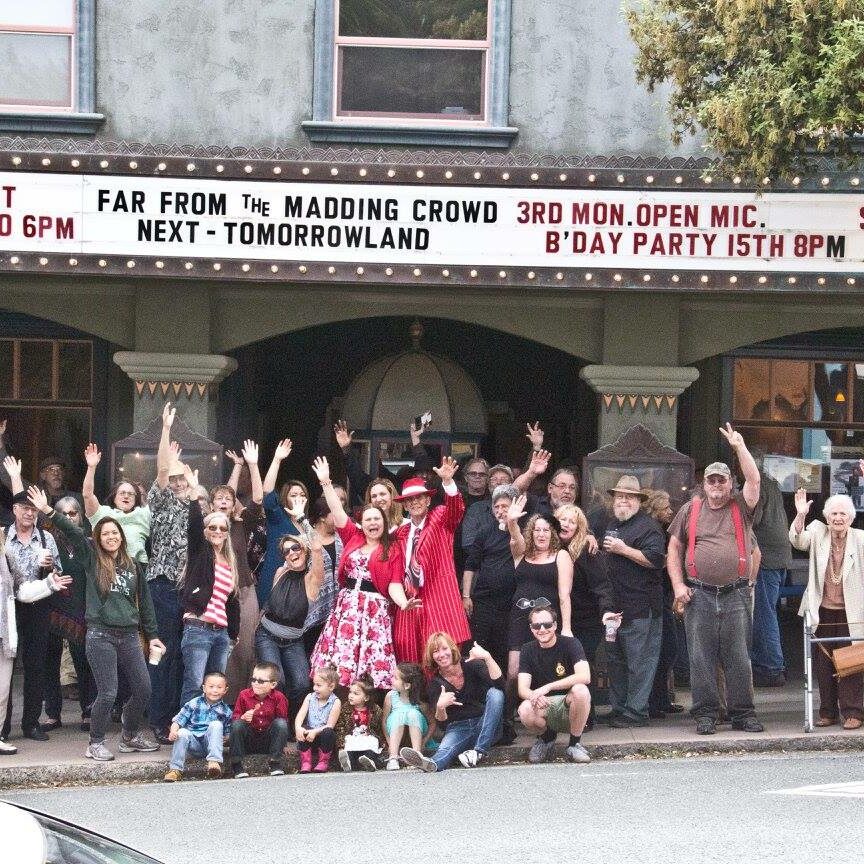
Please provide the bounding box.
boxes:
[394,458,471,663]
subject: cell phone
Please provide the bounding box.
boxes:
[413,411,432,431]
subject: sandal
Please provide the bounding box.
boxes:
[842,717,863,730]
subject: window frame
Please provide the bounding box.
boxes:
[0,0,103,134]
[304,0,516,148]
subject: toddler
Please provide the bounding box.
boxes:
[336,679,384,772]
[295,666,341,773]
[382,663,432,771]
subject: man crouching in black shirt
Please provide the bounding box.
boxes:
[517,602,591,764]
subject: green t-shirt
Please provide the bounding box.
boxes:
[88,505,151,564]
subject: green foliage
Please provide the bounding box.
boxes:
[624,0,864,178]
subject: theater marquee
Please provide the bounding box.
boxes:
[1,163,863,288]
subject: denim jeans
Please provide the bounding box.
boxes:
[180,624,231,706]
[85,627,152,744]
[684,585,755,721]
[606,612,662,721]
[750,567,786,675]
[254,626,310,727]
[432,686,504,771]
[148,577,184,733]
[229,718,290,763]
[169,721,225,770]
[649,605,679,713]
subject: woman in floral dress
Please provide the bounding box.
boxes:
[310,457,419,689]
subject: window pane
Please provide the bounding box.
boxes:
[18,341,53,400]
[339,0,487,39]
[58,342,92,402]
[0,33,71,106]
[771,360,809,422]
[813,362,848,423]
[0,341,12,399]
[0,0,74,28]
[340,47,484,117]
[733,358,770,420]
[853,364,864,423]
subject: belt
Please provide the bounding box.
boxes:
[686,577,750,596]
[346,577,380,594]
[184,617,225,631]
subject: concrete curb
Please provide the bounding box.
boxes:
[4,734,864,790]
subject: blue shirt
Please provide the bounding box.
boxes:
[173,695,232,735]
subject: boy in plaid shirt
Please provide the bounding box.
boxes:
[164,671,232,782]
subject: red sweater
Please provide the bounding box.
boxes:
[231,688,289,733]
[337,520,403,596]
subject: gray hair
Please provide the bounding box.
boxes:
[54,496,81,515]
[492,483,519,504]
[823,494,856,520]
[489,464,514,481]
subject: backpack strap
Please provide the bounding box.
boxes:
[686,496,748,580]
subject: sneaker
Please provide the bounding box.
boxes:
[731,717,764,733]
[527,737,556,764]
[566,743,591,764]
[118,731,160,753]
[0,740,17,755]
[399,746,436,773]
[338,749,352,772]
[233,764,249,779]
[85,741,115,761]
[163,768,183,782]
[753,670,786,688]
[268,762,285,776]
[152,727,173,746]
[23,726,49,741]
[695,717,716,735]
[357,755,378,772]
[206,760,223,778]
[457,749,487,768]
[386,757,401,771]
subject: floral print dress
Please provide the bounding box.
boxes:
[310,548,397,689]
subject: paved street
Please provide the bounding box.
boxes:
[7,751,864,863]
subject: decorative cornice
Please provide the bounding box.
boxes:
[580,365,700,397]
[113,352,238,387]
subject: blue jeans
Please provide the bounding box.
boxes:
[684,584,755,722]
[254,626,310,725]
[169,722,225,770]
[180,624,231,706]
[606,612,662,721]
[148,577,184,732]
[432,687,504,771]
[750,567,786,675]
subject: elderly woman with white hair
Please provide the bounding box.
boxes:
[791,486,864,729]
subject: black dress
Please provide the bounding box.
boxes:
[507,558,560,650]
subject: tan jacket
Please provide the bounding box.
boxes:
[790,519,864,640]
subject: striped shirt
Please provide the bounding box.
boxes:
[201,559,233,627]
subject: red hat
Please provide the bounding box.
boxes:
[395,477,434,501]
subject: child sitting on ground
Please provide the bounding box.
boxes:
[295,666,341,773]
[336,679,385,772]
[164,671,232,782]
[382,662,433,771]
[229,661,290,778]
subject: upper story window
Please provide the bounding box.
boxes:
[304,0,516,148]
[0,0,103,133]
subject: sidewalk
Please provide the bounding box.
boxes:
[1,677,863,790]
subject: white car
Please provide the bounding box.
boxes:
[1,800,163,864]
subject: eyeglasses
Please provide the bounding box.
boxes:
[551,483,577,491]
[283,543,302,555]
[466,471,488,478]
[529,620,556,631]
[704,476,729,485]
[60,510,79,517]
[516,596,552,611]
[205,524,228,533]
[250,677,274,684]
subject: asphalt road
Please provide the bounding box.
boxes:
[7,752,863,863]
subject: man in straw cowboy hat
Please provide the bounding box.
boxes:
[602,474,666,728]
[667,423,764,736]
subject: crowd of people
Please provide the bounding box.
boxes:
[0,407,861,778]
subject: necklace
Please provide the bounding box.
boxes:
[828,537,846,585]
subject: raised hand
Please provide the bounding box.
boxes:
[467,642,490,662]
[274,438,292,460]
[84,443,101,467]
[525,421,544,449]
[3,455,21,478]
[0,418,6,437]
[794,487,812,517]
[183,465,198,490]
[162,402,176,428]
[507,494,527,523]
[433,455,458,484]
[437,690,463,710]
[241,439,259,466]
[225,449,244,466]
[168,441,182,462]
[333,420,353,451]
[529,448,551,476]
[311,456,330,484]
[718,421,745,449]
[27,485,50,514]
[310,531,324,554]
[409,421,421,447]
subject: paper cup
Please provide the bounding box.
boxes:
[148,644,166,666]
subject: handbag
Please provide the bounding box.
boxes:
[823,641,864,679]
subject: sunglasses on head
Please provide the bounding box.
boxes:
[529,620,556,631]
[516,596,552,611]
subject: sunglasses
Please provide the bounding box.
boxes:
[283,543,302,555]
[704,476,728,485]
[530,620,555,631]
[205,524,228,533]
[250,677,275,684]
[60,510,80,517]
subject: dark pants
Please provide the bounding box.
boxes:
[469,595,511,675]
[684,584,756,722]
[12,600,51,734]
[148,577,184,733]
[44,632,96,720]
[573,622,602,723]
[296,726,335,754]
[229,718,290,765]
[607,612,662,722]
[85,626,152,744]
[814,607,864,722]
[649,606,679,713]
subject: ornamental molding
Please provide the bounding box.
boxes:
[580,365,700,398]
[113,351,238,387]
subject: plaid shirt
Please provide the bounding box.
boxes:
[173,695,232,736]
[146,481,189,583]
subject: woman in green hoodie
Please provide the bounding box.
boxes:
[28,486,165,762]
